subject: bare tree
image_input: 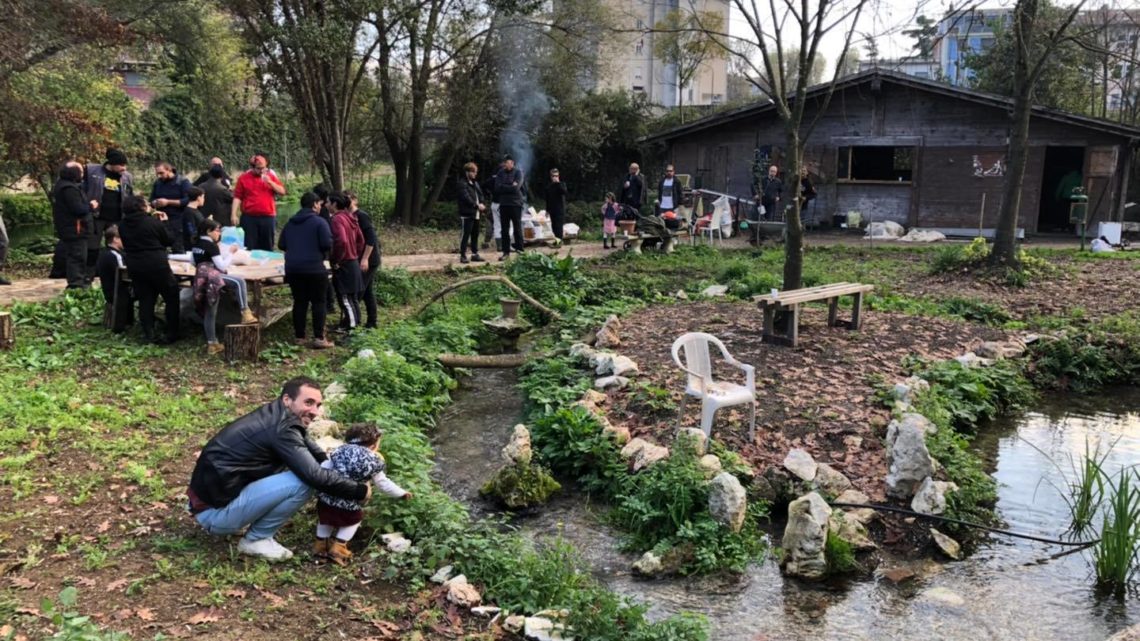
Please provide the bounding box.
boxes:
[990,0,1086,267]
[696,0,868,289]
[653,8,726,124]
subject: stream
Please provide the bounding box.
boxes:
[433,370,1140,640]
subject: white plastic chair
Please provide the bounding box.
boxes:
[671,332,757,441]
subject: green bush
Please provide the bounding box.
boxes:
[529,406,631,500]
[908,358,1035,432]
[0,194,52,226]
[1028,336,1139,392]
[566,200,601,231]
[506,252,594,322]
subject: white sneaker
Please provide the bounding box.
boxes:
[237,537,294,561]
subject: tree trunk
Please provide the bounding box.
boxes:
[422,141,458,220]
[781,132,805,290]
[0,312,13,350]
[391,152,412,225]
[992,92,1032,267]
[992,0,1038,268]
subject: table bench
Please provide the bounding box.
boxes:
[752,282,874,347]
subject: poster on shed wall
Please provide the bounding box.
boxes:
[972,152,1006,177]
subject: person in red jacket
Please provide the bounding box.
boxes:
[230,154,286,251]
[328,192,365,331]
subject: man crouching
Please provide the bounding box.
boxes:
[187,377,371,560]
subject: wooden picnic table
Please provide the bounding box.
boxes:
[112,257,325,333]
[752,282,874,347]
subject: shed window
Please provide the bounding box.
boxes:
[837,146,914,183]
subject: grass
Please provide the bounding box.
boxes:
[1094,468,1140,596]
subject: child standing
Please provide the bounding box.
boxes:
[315,423,412,565]
[95,225,133,333]
[192,218,257,353]
[601,192,621,249]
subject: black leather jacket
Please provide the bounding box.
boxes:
[189,399,368,508]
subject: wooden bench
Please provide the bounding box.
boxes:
[752,282,874,347]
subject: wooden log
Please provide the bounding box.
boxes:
[416,275,561,320]
[437,353,528,368]
[223,323,260,362]
[0,312,12,350]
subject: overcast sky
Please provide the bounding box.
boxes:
[725,0,1017,71]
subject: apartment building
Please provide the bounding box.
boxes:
[594,0,731,108]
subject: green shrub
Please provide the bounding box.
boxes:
[40,587,131,640]
[0,194,52,226]
[1028,336,1139,392]
[923,424,998,528]
[371,268,427,307]
[940,297,1011,325]
[566,200,600,232]
[529,406,630,499]
[519,355,592,414]
[929,244,966,274]
[908,358,1034,432]
[506,252,594,322]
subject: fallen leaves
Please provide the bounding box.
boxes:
[186,609,222,625]
[8,577,36,589]
[257,588,286,608]
[106,578,130,592]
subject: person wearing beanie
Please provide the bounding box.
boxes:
[53,163,94,289]
[83,148,135,283]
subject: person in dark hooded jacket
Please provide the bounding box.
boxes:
[118,195,180,344]
[278,193,333,348]
[51,163,93,289]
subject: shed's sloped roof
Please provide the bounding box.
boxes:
[642,69,1140,143]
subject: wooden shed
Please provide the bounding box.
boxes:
[642,70,1140,233]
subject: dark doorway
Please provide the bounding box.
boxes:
[1038,146,1085,231]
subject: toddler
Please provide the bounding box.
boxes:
[601,192,621,249]
[315,423,412,565]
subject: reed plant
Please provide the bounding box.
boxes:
[1093,468,1140,596]
[1066,442,1111,536]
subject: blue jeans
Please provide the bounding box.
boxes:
[194,471,313,541]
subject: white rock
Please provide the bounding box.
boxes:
[904,376,930,394]
[445,574,482,607]
[675,289,689,300]
[835,489,876,526]
[632,551,663,576]
[830,509,876,551]
[323,382,347,403]
[314,435,344,455]
[911,477,959,515]
[595,314,622,348]
[885,414,937,499]
[588,350,614,369]
[698,454,722,478]
[430,565,454,584]
[569,343,597,363]
[892,382,913,403]
[602,423,631,445]
[709,472,748,532]
[814,463,853,496]
[675,427,708,456]
[621,438,670,471]
[610,355,639,377]
[976,340,1027,361]
[503,615,526,633]
[781,492,832,580]
[502,424,533,466]
[356,348,376,359]
[524,616,573,641]
[594,375,630,390]
[921,587,965,608]
[381,532,411,553]
[701,285,728,297]
[307,417,341,440]
[930,528,961,560]
[580,389,607,406]
[471,606,501,617]
[783,448,818,481]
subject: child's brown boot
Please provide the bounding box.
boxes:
[312,537,330,559]
[327,539,353,566]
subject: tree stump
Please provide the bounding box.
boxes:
[224,323,260,362]
[0,312,12,350]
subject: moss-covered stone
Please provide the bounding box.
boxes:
[480,462,561,509]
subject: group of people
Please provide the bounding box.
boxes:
[49,149,383,351]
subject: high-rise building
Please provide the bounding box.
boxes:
[593,0,730,107]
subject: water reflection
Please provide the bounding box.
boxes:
[435,372,1140,640]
